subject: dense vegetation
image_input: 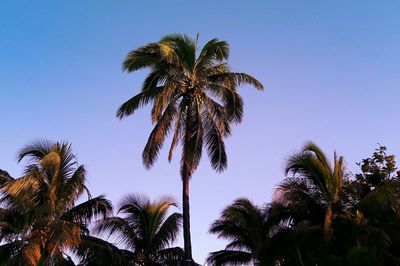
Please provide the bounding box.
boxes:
[1,141,399,265]
[207,143,400,266]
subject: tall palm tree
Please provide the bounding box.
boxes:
[117,33,263,263]
[0,140,112,265]
[272,141,346,243]
[207,198,272,266]
[81,194,183,266]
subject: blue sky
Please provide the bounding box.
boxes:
[1,0,400,263]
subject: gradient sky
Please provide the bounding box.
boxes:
[1,0,400,263]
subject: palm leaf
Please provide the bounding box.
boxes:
[203,107,227,172]
[76,235,134,266]
[152,212,182,251]
[206,250,253,266]
[116,86,166,119]
[63,195,112,224]
[209,72,264,90]
[123,43,161,72]
[195,38,230,70]
[17,139,53,162]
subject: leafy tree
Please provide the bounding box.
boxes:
[79,194,183,266]
[117,33,263,263]
[0,140,112,266]
[344,145,400,265]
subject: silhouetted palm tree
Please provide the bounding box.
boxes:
[272,142,346,243]
[0,140,112,265]
[117,33,263,263]
[207,198,272,266]
[79,194,183,266]
[270,142,397,265]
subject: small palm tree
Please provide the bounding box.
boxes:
[81,194,183,266]
[273,141,346,243]
[117,33,263,263]
[207,198,271,266]
[0,140,112,265]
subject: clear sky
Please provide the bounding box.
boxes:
[1,0,400,263]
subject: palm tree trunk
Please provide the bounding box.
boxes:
[182,171,193,265]
[324,204,333,243]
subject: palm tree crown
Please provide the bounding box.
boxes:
[86,194,183,266]
[117,33,263,176]
[0,140,112,265]
[273,142,345,243]
[207,198,271,266]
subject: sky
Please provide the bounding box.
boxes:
[1,0,400,263]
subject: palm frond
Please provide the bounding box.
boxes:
[206,250,253,266]
[285,151,330,195]
[195,38,230,70]
[209,72,264,91]
[143,99,179,168]
[123,43,161,72]
[206,82,244,124]
[116,86,166,119]
[63,195,112,224]
[2,174,40,199]
[76,235,133,266]
[17,139,53,163]
[203,107,227,172]
[160,33,197,71]
[203,95,231,137]
[153,212,182,251]
[94,216,138,250]
[59,165,87,209]
[168,105,184,162]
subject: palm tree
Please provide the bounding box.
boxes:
[206,198,272,266]
[269,143,400,265]
[117,33,263,263]
[0,140,112,265]
[272,141,346,243]
[81,194,183,265]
